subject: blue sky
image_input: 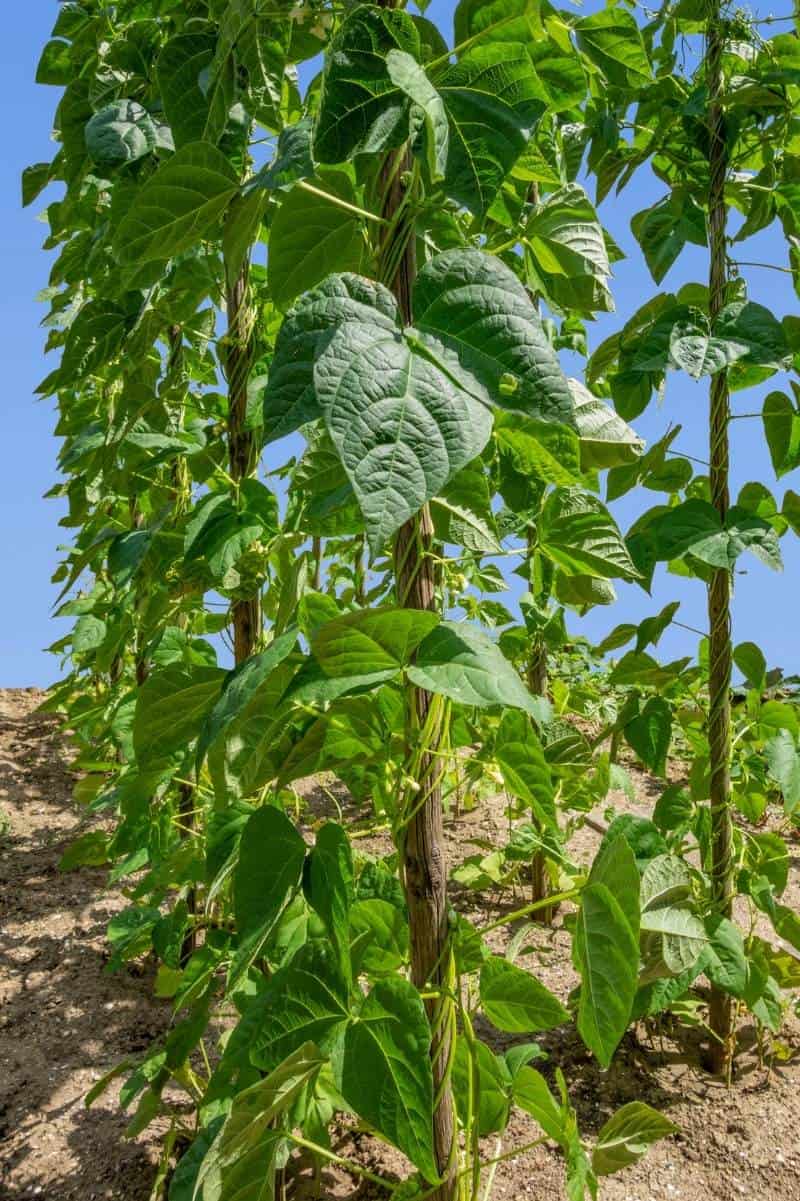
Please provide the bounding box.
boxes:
[2,2,798,687]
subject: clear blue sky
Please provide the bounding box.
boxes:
[3,3,797,687]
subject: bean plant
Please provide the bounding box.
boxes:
[28,0,800,1198]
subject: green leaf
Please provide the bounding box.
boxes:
[408,621,551,721]
[495,709,557,831]
[588,835,640,944]
[313,5,420,163]
[452,1038,512,1137]
[85,101,161,167]
[387,50,449,181]
[157,33,232,147]
[250,943,350,1071]
[262,273,398,445]
[624,697,672,776]
[36,39,73,85]
[494,413,582,487]
[114,142,239,265]
[762,390,800,478]
[248,117,314,194]
[231,807,307,983]
[59,830,110,871]
[267,175,366,311]
[575,882,638,1067]
[22,162,54,208]
[197,1044,324,1201]
[437,43,545,217]
[480,955,568,1033]
[197,630,299,768]
[133,664,225,767]
[703,915,748,998]
[432,460,502,554]
[454,0,543,47]
[765,730,800,813]
[631,190,706,285]
[350,898,409,974]
[524,184,613,314]
[336,977,437,1181]
[513,1066,567,1144]
[575,8,651,89]
[306,822,354,982]
[315,309,493,552]
[539,489,640,581]
[312,607,440,680]
[569,380,643,470]
[646,499,782,572]
[592,1102,677,1176]
[413,249,575,426]
[733,640,767,691]
[640,855,707,975]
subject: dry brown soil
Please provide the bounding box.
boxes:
[1,687,800,1201]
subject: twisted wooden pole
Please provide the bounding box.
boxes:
[226,264,260,663]
[378,115,456,1201]
[704,3,735,1074]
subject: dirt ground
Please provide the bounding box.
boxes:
[1,687,800,1201]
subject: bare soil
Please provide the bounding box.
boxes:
[2,688,800,1201]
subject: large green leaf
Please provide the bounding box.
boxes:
[453,0,543,47]
[437,43,545,216]
[588,835,640,945]
[231,806,307,983]
[114,142,239,264]
[85,100,163,167]
[196,1044,324,1201]
[267,174,366,311]
[645,499,782,572]
[494,412,582,487]
[157,33,232,147]
[575,882,639,1067]
[569,379,643,470]
[765,730,800,813]
[592,1102,677,1177]
[413,249,575,426]
[480,955,568,1033]
[250,943,350,1070]
[312,607,440,679]
[306,822,354,982]
[575,8,651,90]
[631,190,706,285]
[624,697,672,777]
[408,621,550,721]
[197,630,299,768]
[133,663,225,767]
[313,5,420,163]
[524,184,613,314]
[314,310,493,552]
[495,709,557,830]
[387,50,449,181]
[539,488,641,581]
[763,390,800,478]
[639,855,707,976]
[336,977,437,1181]
[262,274,398,445]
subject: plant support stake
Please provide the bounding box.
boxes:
[705,0,735,1074]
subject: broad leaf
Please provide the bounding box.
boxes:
[115,142,239,264]
[133,664,225,767]
[592,1102,677,1176]
[495,709,557,830]
[575,8,651,89]
[539,489,641,581]
[413,248,575,425]
[336,977,437,1181]
[312,607,440,679]
[231,806,307,984]
[575,882,639,1067]
[437,43,545,216]
[250,943,350,1070]
[480,955,569,1033]
[524,184,613,314]
[387,50,449,181]
[306,822,354,981]
[157,33,231,147]
[408,621,551,721]
[314,310,492,551]
[85,100,162,167]
[313,5,420,163]
[267,174,366,310]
